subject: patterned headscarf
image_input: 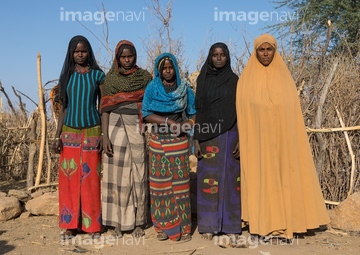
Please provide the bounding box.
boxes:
[56,35,102,106]
[101,40,150,95]
[100,40,152,113]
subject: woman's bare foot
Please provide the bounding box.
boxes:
[132,226,145,238]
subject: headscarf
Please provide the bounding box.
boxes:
[141,52,196,118]
[101,40,150,94]
[100,40,152,113]
[194,42,238,141]
[236,34,331,237]
[56,35,102,106]
[236,33,297,111]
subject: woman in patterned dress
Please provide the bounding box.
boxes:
[53,35,105,239]
[100,40,152,238]
[193,42,242,248]
[142,52,196,242]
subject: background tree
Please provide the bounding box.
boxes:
[273,0,360,57]
[143,0,188,78]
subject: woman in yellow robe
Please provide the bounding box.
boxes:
[236,34,330,240]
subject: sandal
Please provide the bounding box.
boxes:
[111,227,123,238]
[156,231,169,241]
[180,233,191,242]
[60,229,77,240]
[265,236,292,245]
[132,226,145,238]
[201,233,214,241]
[249,234,260,245]
[89,232,101,239]
[228,234,247,248]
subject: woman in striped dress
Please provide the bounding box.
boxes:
[142,52,196,242]
[53,35,105,239]
[100,40,152,238]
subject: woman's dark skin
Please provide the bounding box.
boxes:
[100,48,136,157]
[193,47,239,159]
[256,42,275,66]
[144,59,195,134]
[52,42,103,154]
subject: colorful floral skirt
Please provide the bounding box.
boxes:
[58,125,102,233]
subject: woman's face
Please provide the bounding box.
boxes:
[211,47,227,69]
[161,59,175,82]
[73,42,89,67]
[118,48,135,70]
[256,42,275,66]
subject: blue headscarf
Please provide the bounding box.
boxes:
[142,52,196,118]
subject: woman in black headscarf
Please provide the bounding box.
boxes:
[194,42,242,248]
[53,35,105,240]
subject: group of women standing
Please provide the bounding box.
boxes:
[53,33,330,247]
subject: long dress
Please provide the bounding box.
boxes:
[196,124,241,234]
[101,107,147,231]
[236,34,330,239]
[58,69,104,233]
[100,40,152,231]
[141,52,196,241]
[194,42,241,236]
[149,133,192,241]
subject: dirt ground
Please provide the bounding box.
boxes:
[1,179,360,255]
[1,213,360,255]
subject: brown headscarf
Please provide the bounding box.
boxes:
[236,34,330,238]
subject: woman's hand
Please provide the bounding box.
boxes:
[194,139,202,159]
[102,135,113,157]
[232,141,240,159]
[168,120,193,135]
[180,120,193,133]
[96,135,104,154]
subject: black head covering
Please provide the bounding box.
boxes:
[194,42,238,141]
[56,35,102,106]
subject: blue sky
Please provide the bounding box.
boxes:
[0,0,294,112]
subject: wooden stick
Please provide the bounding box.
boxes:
[28,182,58,191]
[27,111,38,189]
[306,125,360,133]
[45,137,52,184]
[335,108,356,197]
[314,58,339,174]
[35,53,46,186]
[324,200,340,205]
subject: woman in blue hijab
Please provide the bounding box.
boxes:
[142,52,196,242]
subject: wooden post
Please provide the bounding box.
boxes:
[35,53,46,186]
[314,59,338,174]
[27,112,38,189]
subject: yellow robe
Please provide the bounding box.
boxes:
[236,34,330,238]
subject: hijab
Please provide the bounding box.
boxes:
[101,40,150,95]
[194,42,238,141]
[141,52,196,118]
